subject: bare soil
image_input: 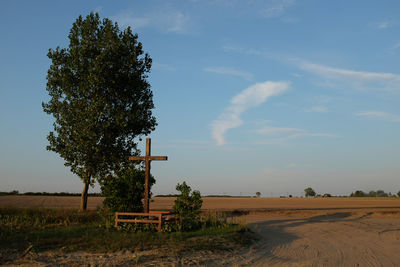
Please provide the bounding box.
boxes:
[238,209,400,266]
[2,196,400,266]
[1,195,400,211]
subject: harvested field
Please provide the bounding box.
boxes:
[1,195,400,211]
[2,196,400,266]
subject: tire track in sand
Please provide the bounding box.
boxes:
[236,212,400,266]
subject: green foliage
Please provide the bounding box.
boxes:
[350,190,366,197]
[376,190,388,197]
[0,190,19,196]
[42,12,157,209]
[397,191,400,197]
[0,208,100,232]
[101,164,155,212]
[304,187,316,197]
[255,192,261,197]
[350,189,391,197]
[172,181,203,231]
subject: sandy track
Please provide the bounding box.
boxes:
[237,210,400,266]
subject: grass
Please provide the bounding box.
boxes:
[0,208,254,264]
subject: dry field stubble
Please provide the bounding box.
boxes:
[2,196,400,266]
[1,195,400,210]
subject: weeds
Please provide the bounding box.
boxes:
[0,207,253,260]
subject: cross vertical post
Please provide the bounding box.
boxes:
[129,138,168,213]
[144,138,151,213]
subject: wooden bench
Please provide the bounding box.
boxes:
[114,211,174,231]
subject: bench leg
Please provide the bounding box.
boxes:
[158,214,162,231]
[115,212,118,228]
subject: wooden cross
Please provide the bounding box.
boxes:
[129,138,167,213]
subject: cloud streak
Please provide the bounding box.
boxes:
[305,106,328,113]
[113,10,189,33]
[256,125,334,138]
[212,81,289,145]
[261,0,296,18]
[204,67,253,80]
[299,62,400,92]
[153,63,176,71]
[378,21,389,29]
[355,111,400,122]
[223,46,400,92]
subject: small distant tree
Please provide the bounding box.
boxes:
[304,187,316,197]
[101,164,155,212]
[368,191,377,197]
[376,190,388,197]
[256,192,261,198]
[350,190,365,197]
[397,191,400,197]
[172,181,203,231]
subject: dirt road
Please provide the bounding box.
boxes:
[237,210,400,266]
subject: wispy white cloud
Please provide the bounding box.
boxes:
[299,62,400,92]
[113,10,189,34]
[113,12,151,29]
[164,12,188,33]
[153,63,176,71]
[211,0,295,19]
[305,106,328,113]
[223,47,400,92]
[282,17,299,23]
[256,125,334,138]
[390,42,400,51]
[355,111,400,122]
[212,81,289,145]
[204,67,253,80]
[93,6,103,14]
[260,0,296,18]
[287,163,297,168]
[291,73,302,78]
[256,126,300,135]
[222,45,270,57]
[290,132,335,138]
[378,20,389,29]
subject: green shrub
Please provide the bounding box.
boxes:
[172,181,203,231]
[101,164,155,212]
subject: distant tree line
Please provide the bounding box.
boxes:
[2,190,399,198]
[155,194,254,198]
[0,191,102,197]
[350,190,400,197]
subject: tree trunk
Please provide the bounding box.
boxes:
[79,174,91,211]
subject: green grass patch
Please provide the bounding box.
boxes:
[0,208,254,261]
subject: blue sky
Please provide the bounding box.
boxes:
[1,0,400,196]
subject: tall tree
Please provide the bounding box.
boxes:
[43,13,157,211]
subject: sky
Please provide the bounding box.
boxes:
[1,0,400,197]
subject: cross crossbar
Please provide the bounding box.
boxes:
[129,156,168,161]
